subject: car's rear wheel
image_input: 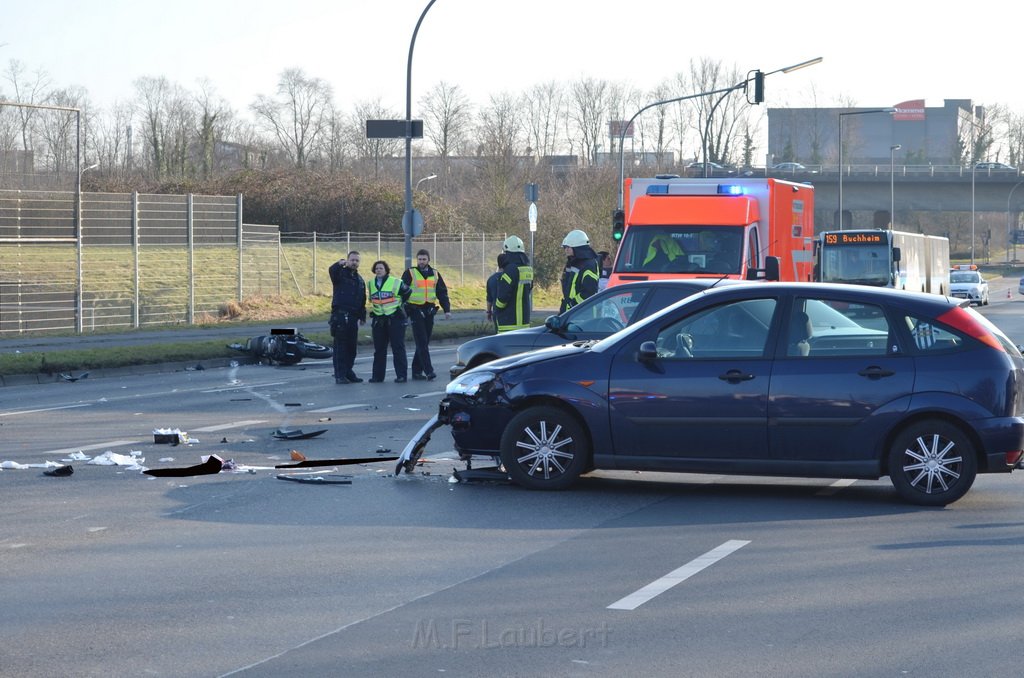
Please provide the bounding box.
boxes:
[887,419,977,506]
[500,406,588,490]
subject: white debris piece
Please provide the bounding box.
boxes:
[63,451,91,462]
[88,451,146,468]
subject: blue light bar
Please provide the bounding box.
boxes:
[646,185,669,195]
[717,184,744,195]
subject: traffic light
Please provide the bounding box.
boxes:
[612,209,625,241]
[752,70,764,104]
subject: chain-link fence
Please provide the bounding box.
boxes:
[0,189,498,335]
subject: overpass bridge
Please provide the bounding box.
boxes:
[765,165,1024,231]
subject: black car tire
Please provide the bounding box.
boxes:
[500,406,589,490]
[887,419,977,506]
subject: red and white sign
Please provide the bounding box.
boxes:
[893,99,925,121]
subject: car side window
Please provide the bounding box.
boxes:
[790,297,892,357]
[903,315,964,352]
[641,287,701,322]
[655,298,777,359]
[565,289,644,332]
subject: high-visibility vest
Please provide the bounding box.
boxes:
[408,268,438,305]
[367,276,403,316]
[495,265,533,332]
[567,262,599,308]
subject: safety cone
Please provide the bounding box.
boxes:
[1008,289,1013,300]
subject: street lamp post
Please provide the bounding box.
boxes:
[889,144,901,229]
[838,108,895,230]
[403,0,437,272]
[1008,180,1024,264]
[616,57,822,215]
[415,173,437,191]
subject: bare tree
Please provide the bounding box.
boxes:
[133,75,170,178]
[523,81,564,160]
[164,85,195,178]
[37,86,88,173]
[347,98,401,178]
[669,71,694,165]
[4,59,50,153]
[689,58,748,167]
[92,101,133,178]
[420,81,473,160]
[467,92,526,233]
[251,68,333,169]
[194,79,230,179]
[567,77,610,166]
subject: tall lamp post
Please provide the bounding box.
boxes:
[402,0,437,271]
[616,57,822,216]
[1008,180,1024,264]
[415,174,437,191]
[889,144,901,229]
[838,107,895,230]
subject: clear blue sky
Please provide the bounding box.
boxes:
[3,1,1019,118]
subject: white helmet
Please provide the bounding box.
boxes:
[503,235,525,253]
[562,229,590,248]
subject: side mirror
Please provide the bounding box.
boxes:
[892,246,902,263]
[544,314,566,333]
[764,256,780,281]
[639,340,659,362]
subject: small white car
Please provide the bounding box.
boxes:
[949,268,989,306]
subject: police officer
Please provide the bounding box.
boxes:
[401,249,451,381]
[560,229,600,312]
[367,260,412,383]
[328,251,366,384]
[494,235,534,332]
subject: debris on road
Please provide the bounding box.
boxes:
[143,454,223,477]
[276,473,353,485]
[44,465,74,477]
[271,428,327,440]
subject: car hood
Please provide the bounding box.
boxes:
[482,341,591,373]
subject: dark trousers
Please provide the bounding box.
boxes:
[371,314,407,381]
[408,304,436,376]
[331,314,360,380]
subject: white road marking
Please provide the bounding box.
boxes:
[201,381,288,393]
[309,403,371,413]
[191,420,267,432]
[44,440,143,456]
[0,403,91,417]
[816,478,858,496]
[607,539,751,611]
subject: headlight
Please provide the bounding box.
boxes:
[446,370,496,396]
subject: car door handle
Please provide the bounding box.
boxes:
[719,369,755,383]
[858,366,895,378]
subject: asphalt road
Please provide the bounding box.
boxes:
[2,285,1024,677]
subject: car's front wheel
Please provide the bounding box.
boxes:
[500,406,589,490]
[887,419,977,506]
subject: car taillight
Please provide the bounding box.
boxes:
[1006,450,1023,466]
[935,307,1005,352]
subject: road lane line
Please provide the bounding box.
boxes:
[816,478,858,496]
[191,420,267,432]
[607,539,751,611]
[0,403,92,417]
[201,381,288,393]
[44,440,143,456]
[309,403,371,413]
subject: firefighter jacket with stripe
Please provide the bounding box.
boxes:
[494,251,533,332]
[367,275,411,316]
[401,265,451,312]
[560,244,600,313]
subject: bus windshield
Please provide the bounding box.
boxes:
[615,225,744,275]
[819,243,891,286]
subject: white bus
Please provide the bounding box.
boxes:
[814,229,950,295]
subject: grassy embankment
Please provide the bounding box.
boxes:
[0,270,564,376]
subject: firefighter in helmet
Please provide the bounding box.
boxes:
[493,235,534,332]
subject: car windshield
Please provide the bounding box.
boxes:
[950,271,981,283]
